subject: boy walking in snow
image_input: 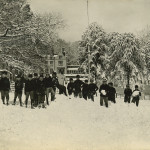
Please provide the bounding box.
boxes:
[99,78,109,108]
[0,71,10,105]
[13,75,24,106]
[132,85,141,107]
[37,74,46,108]
[82,79,89,100]
[88,79,98,102]
[124,85,132,103]
[24,74,34,109]
[44,73,55,105]
[67,78,74,99]
[33,73,39,107]
[73,75,84,98]
[108,82,116,103]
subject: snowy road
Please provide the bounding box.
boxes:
[0,93,150,150]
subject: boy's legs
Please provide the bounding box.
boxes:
[5,91,9,105]
[1,90,5,104]
[91,94,94,102]
[127,96,131,103]
[135,98,139,107]
[63,86,67,96]
[25,92,30,107]
[83,93,87,100]
[46,88,50,105]
[104,97,108,107]
[79,92,82,98]
[41,94,46,108]
[38,95,41,107]
[18,92,23,106]
[50,87,55,101]
[30,91,34,108]
[13,92,18,105]
[100,96,104,106]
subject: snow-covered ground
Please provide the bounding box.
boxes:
[0,93,150,150]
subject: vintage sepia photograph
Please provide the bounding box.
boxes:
[0,0,150,150]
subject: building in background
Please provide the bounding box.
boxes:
[45,48,67,74]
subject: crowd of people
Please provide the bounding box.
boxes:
[0,71,141,109]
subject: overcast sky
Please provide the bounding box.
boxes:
[29,0,150,42]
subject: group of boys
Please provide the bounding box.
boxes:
[67,75,117,108]
[67,75,98,101]
[0,71,142,109]
[124,84,141,107]
[0,71,59,109]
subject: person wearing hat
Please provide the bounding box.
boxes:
[88,78,98,102]
[108,82,116,103]
[67,78,74,99]
[57,69,67,95]
[82,79,89,100]
[73,75,84,98]
[124,84,132,103]
[44,73,55,105]
[32,73,39,107]
[0,71,10,105]
[12,75,24,106]
[131,85,141,107]
[99,78,109,107]
[37,74,46,108]
[24,74,34,109]
[51,72,59,100]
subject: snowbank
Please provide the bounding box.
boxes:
[0,93,150,150]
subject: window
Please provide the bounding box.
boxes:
[50,61,53,65]
[50,68,53,74]
[59,55,63,59]
[58,61,63,66]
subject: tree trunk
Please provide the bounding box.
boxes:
[127,72,130,86]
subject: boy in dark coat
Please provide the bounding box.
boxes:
[37,74,46,108]
[88,79,98,101]
[57,84,68,96]
[44,73,55,105]
[82,80,89,100]
[33,73,39,107]
[1,71,10,105]
[108,82,116,103]
[124,85,132,103]
[52,72,59,92]
[132,85,141,107]
[24,74,34,109]
[12,75,24,106]
[99,78,109,108]
[67,78,74,98]
[73,75,84,98]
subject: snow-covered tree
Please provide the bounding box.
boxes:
[0,1,66,74]
[109,33,145,85]
[79,22,109,78]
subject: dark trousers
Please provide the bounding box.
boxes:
[108,96,116,103]
[74,91,82,98]
[68,90,73,96]
[46,87,55,104]
[124,95,131,103]
[100,96,108,107]
[58,84,67,96]
[33,91,38,106]
[82,92,88,100]
[25,91,34,107]
[14,91,22,106]
[132,97,140,107]
[38,94,45,104]
[1,90,9,104]
[88,93,94,101]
